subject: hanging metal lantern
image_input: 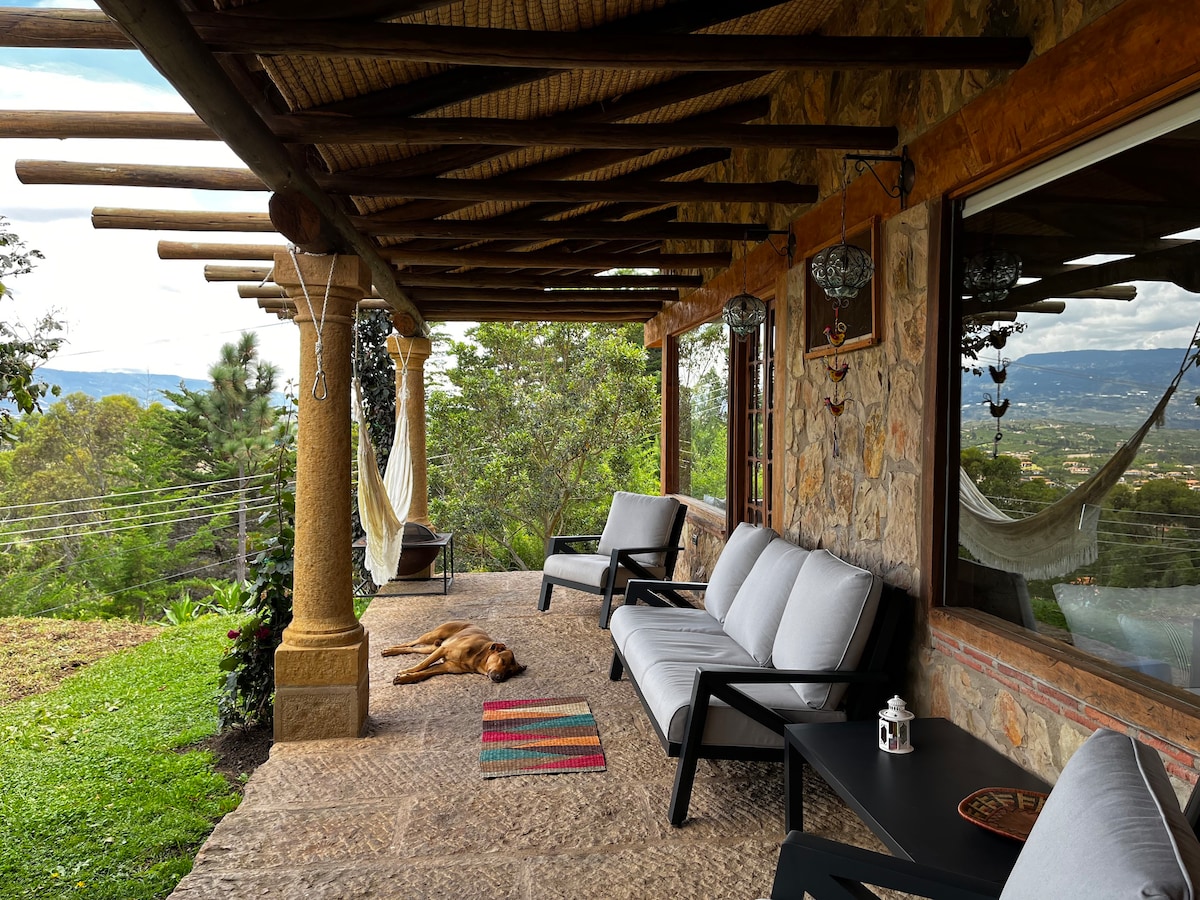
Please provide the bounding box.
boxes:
[811,242,875,301]
[964,250,1022,303]
[722,291,767,340]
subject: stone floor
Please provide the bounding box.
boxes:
[170,572,887,899]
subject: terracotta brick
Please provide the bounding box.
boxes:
[1083,707,1131,733]
[996,663,1034,687]
[1141,733,1197,767]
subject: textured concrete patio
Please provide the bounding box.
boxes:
[171,571,885,899]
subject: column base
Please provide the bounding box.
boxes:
[273,635,370,741]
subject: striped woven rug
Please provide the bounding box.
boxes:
[480,697,607,778]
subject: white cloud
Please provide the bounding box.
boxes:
[1,59,300,383]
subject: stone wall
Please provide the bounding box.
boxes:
[915,625,1200,802]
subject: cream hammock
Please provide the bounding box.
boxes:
[960,382,1178,581]
[354,365,413,586]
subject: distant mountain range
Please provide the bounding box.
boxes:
[33,368,213,407]
[962,348,1200,427]
[20,369,288,411]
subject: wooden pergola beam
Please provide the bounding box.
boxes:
[258,297,665,322]
[381,248,728,269]
[328,175,816,205]
[187,16,1032,72]
[93,208,274,232]
[159,240,285,260]
[396,272,703,289]
[205,265,272,282]
[270,115,899,150]
[356,220,779,243]
[24,160,814,205]
[2,107,896,150]
[92,0,424,328]
[0,9,130,49]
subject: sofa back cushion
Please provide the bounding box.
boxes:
[772,550,882,710]
[722,538,809,665]
[1001,728,1200,900]
[704,522,779,623]
[596,492,681,567]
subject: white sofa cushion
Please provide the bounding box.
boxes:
[704,522,779,623]
[722,538,810,665]
[1001,728,1200,900]
[638,659,847,748]
[609,605,725,654]
[543,553,665,589]
[772,549,882,710]
[596,492,680,567]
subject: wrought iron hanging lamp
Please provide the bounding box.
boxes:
[722,242,766,340]
[964,249,1023,303]
[811,158,875,302]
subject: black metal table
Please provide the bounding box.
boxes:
[784,717,1050,889]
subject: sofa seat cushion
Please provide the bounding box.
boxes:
[722,538,810,665]
[596,492,681,567]
[621,630,757,685]
[1001,728,1200,900]
[772,549,883,710]
[543,552,666,589]
[638,659,847,747]
[704,522,778,623]
[609,605,725,653]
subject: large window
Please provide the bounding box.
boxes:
[951,99,1200,695]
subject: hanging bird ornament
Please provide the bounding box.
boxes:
[826,361,850,383]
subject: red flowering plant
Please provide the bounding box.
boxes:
[218,398,296,730]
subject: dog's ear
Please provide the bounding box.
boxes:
[489,642,506,651]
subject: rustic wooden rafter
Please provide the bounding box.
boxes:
[381,247,729,270]
[31,160,814,205]
[187,15,1033,72]
[159,241,284,260]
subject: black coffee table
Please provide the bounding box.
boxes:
[784,717,1050,888]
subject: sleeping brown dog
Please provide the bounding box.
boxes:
[381,620,527,684]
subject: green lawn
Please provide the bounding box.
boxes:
[0,618,240,899]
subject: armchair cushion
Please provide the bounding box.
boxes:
[610,606,725,648]
[543,553,665,589]
[1000,728,1200,900]
[772,550,882,710]
[704,522,779,622]
[722,538,810,665]
[596,492,681,567]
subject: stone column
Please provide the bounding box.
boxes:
[272,251,371,742]
[387,334,433,576]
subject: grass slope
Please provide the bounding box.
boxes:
[0,617,240,900]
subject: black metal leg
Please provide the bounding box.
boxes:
[668,672,712,826]
[538,578,553,611]
[609,652,625,681]
[784,739,804,834]
[598,579,616,628]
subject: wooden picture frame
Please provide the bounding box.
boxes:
[803,219,882,359]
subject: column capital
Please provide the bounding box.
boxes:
[273,251,371,324]
[387,334,433,366]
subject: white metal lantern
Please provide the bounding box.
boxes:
[878,695,914,754]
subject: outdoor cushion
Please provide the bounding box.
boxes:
[1001,728,1200,900]
[703,522,779,623]
[543,553,665,589]
[596,491,681,567]
[609,605,726,651]
[620,629,758,684]
[722,538,810,664]
[1119,613,1193,677]
[638,659,847,748]
[772,549,882,710]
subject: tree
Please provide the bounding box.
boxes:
[0,217,62,442]
[427,322,659,571]
[164,333,281,582]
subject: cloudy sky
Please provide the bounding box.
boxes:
[2,0,1198,394]
[1,0,301,383]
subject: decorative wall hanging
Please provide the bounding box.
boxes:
[964,249,1023,304]
[982,327,1014,457]
[804,219,881,358]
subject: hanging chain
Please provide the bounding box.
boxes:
[288,246,338,401]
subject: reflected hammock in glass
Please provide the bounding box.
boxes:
[959,383,1177,581]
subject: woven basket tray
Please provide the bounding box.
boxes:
[958,787,1049,841]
